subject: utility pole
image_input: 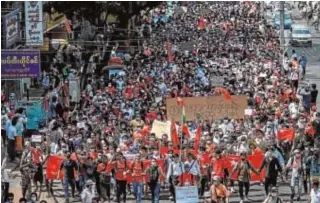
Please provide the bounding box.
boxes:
[280,1,285,50]
[280,1,285,68]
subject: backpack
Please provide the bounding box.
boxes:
[149,165,159,183]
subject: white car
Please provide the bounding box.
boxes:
[290,24,312,47]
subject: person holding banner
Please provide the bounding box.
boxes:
[144,158,165,203]
[229,152,259,203]
[259,149,283,195]
[58,152,78,203]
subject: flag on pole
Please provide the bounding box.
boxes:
[193,124,201,154]
[177,97,184,106]
[215,87,232,100]
[171,120,179,149]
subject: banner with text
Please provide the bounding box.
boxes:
[166,96,247,121]
[2,8,21,48]
[1,50,41,78]
[25,1,44,46]
[175,186,199,203]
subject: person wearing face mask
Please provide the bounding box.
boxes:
[29,192,38,203]
[58,152,78,203]
[259,150,283,196]
[81,180,95,203]
[262,187,283,203]
[229,152,259,203]
[166,154,184,201]
[285,149,303,201]
[144,158,165,203]
[209,176,230,203]
[97,155,113,203]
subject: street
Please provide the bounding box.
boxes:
[2,3,319,203]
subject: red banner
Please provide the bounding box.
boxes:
[278,128,295,142]
[224,155,265,181]
[46,155,65,180]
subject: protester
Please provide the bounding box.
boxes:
[309,180,320,203]
[209,176,230,203]
[229,152,259,203]
[262,187,284,203]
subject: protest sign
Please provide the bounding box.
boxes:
[166,96,248,121]
[210,75,224,86]
[31,135,42,143]
[69,78,81,102]
[175,186,199,203]
[151,120,171,140]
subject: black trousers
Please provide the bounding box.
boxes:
[265,177,277,195]
[116,180,127,203]
[7,139,15,161]
[238,181,250,199]
[148,181,159,203]
[1,182,9,202]
[1,129,6,146]
[100,183,111,200]
[200,176,208,196]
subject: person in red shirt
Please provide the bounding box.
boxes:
[114,152,130,203]
[130,154,145,203]
[97,155,114,202]
[211,150,229,185]
[27,145,44,192]
[179,164,194,186]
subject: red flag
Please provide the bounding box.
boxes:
[278,128,295,141]
[171,120,179,149]
[46,155,65,180]
[176,97,184,106]
[215,87,231,100]
[160,146,168,155]
[182,124,191,138]
[225,155,265,181]
[193,124,201,154]
[139,125,151,136]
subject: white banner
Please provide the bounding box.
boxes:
[25,1,44,46]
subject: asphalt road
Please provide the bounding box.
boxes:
[285,7,320,108]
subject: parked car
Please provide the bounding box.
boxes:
[274,11,292,29]
[290,24,312,47]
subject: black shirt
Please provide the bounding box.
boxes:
[310,89,318,103]
[60,159,78,179]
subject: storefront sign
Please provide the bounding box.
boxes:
[175,186,199,203]
[2,8,21,48]
[1,50,41,78]
[25,1,44,46]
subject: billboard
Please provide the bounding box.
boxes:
[2,8,21,48]
[25,1,43,46]
[1,50,41,78]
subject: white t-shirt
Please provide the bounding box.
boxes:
[310,188,320,203]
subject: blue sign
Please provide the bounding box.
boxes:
[2,8,21,48]
[175,186,199,203]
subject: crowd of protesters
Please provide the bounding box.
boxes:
[1,1,320,203]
